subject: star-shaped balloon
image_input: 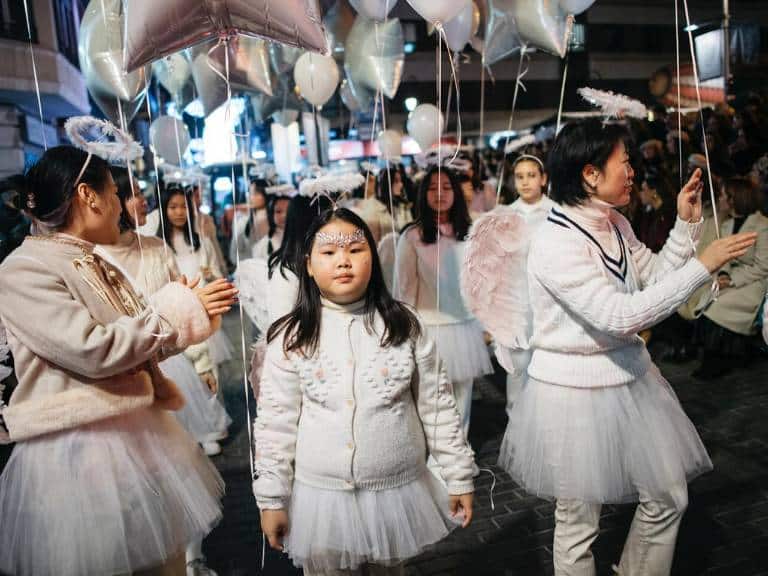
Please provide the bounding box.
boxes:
[514,0,571,58]
[123,0,328,72]
[344,17,404,99]
[78,0,149,125]
[153,51,196,109]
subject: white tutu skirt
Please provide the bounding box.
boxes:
[425,320,493,382]
[0,408,224,576]
[284,470,460,572]
[160,355,231,443]
[499,364,712,507]
[207,329,234,366]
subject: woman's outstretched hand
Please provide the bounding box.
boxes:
[698,232,757,274]
[193,278,238,317]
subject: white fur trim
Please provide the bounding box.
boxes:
[504,134,536,154]
[577,87,648,120]
[265,183,297,197]
[64,116,144,163]
[150,282,213,349]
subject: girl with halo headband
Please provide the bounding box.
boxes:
[497,119,756,575]
[104,167,229,574]
[462,150,555,424]
[157,185,236,376]
[0,116,238,576]
[253,206,476,575]
[394,163,493,444]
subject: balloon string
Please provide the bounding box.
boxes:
[495,48,529,205]
[556,56,570,136]
[378,85,399,289]
[682,0,719,237]
[219,36,256,481]
[434,25,462,164]
[674,0,684,190]
[144,78,172,285]
[479,50,486,144]
[22,0,46,149]
[432,25,443,456]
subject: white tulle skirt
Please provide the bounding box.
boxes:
[498,364,712,507]
[284,470,460,572]
[159,355,231,444]
[0,407,224,576]
[207,329,234,366]
[425,320,493,382]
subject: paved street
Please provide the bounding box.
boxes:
[201,316,768,576]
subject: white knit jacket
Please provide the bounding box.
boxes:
[252,298,476,510]
[526,200,712,388]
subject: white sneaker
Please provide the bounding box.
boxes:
[187,558,218,576]
[201,441,222,456]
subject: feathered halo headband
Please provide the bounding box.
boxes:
[265,183,297,198]
[577,87,648,120]
[64,116,143,189]
[416,145,472,174]
[298,172,365,208]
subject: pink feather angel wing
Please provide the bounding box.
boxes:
[461,206,531,351]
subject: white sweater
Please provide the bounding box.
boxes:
[527,200,711,388]
[252,298,476,510]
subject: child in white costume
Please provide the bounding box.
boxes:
[158,186,235,371]
[251,184,293,260]
[497,120,757,576]
[395,166,493,439]
[0,145,238,576]
[106,168,231,457]
[253,208,475,575]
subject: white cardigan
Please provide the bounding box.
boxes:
[252,298,476,510]
[527,200,711,388]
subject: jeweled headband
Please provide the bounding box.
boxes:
[315,228,366,247]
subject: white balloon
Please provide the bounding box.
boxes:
[407,104,444,152]
[406,0,470,25]
[293,52,340,107]
[377,130,403,159]
[149,116,190,166]
[349,0,396,22]
[443,2,474,52]
[560,0,596,15]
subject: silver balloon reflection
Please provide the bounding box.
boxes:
[344,17,404,99]
[123,0,328,73]
[269,44,304,76]
[324,0,357,60]
[483,0,521,66]
[78,0,150,125]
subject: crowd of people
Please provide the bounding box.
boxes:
[0,90,766,576]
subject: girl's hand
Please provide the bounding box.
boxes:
[677,168,703,222]
[697,233,757,273]
[260,509,289,551]
[449,493,474,528]
[195,278,238,317]
[200,371,218,394]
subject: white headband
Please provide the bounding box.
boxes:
[513,154,545,171]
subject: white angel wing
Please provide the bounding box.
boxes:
[378,231,399,293]
[234,258,270,333]
[461,205,532,352]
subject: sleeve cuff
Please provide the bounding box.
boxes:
[150,282,213,349]
[252,486,286,510]
[674,216,704,248]
[447,480,475,496]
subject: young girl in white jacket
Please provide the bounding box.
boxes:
[253,208,476,575]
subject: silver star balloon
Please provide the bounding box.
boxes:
[123,0,328,72]
[514,0,571,58]
[78,0,150,124]
[344,16,404,99]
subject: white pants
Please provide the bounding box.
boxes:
[504,349,532,421]
[553,485,688,576]
[303,564,405,576]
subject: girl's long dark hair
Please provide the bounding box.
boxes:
[112,166,138,232]
[414,166,472,243]
[157,185,201,252]
[267,195,329,279]
[267,207,421,356]
[377,164,412,213]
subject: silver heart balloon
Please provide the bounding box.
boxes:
[513,0,571,58]
[269,44,305,77]
[153,51,196,109]
[123,0,328,73]
[189,38,274,116]
[78,0,150,124]
[344,17,404,99]
[483,0,522,66]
